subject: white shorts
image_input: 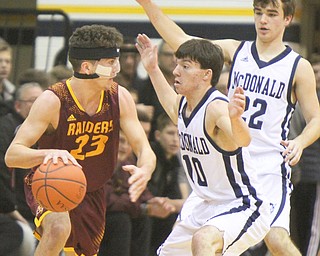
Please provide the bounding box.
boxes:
[259,173,292,232]
[158,195,270,256]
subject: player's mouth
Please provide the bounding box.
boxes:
[174,79,181,87]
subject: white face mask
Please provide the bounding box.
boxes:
[95,59,120,78]
[95,65,113,77]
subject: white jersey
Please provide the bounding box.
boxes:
[228,41,301,229]
[178,87,263,204]
[228,41,301,176]
[160,87,270,255]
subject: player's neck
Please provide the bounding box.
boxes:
[255,39,287,62]
[185,86,211,115]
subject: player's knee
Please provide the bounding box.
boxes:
[50,222,71,240]
[192,226,222,252]
[44,213,71,240]
[265,228,295,254]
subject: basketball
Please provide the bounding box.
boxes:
[32,159,87,212]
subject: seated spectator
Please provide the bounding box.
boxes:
[98,130,173,256]
[17,68,55,89]
[49,65,73,83]
[289,55,320,256]
[0,201,34,256]
[0,38,16,116]
[148,112,190,256]
[0,82,43,255]
[114,36,143,91]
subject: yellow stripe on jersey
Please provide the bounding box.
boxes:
[66,79,104,114]
[64,247,97,256]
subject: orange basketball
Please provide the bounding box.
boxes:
[32,159,87,212]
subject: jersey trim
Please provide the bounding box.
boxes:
[182,87,217,127]
[66,79,105,113]
[271,160,289,225]
[251,42,293,69]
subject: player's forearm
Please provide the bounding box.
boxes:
[294,116,320,149]
[138,0,190,51]
[136,148,156,180]
[5,145,45,169]
[230,118,251,147]
[148,67,178,123]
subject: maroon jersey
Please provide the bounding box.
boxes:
[38,79,120,192]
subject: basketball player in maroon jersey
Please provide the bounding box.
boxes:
[5,24,156,256]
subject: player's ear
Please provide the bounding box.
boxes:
[284,15,293,26]
[203,69,212,80]
[80,61,94,74]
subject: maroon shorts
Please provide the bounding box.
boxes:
[25,172,107,255]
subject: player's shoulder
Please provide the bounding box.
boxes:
[118,85,137,115]
[118,84,134,101]
[294,57,314,83]
[211,39,242,63]
[296,56,312,69]
[37,89,60,104]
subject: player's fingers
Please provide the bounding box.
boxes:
[129,184,143,202]
[43,153,52,164]
[122,165,136,176]
[129,178,147,202]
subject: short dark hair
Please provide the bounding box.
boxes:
[137,107,152,123]
[68,24,123,70]
[156,112,174,132]
[0,38,12,53]
[175,39,224,87]
[253,0,296,18]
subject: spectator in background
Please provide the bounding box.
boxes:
[290,56,320,256]
[0,38,16,116]
[0,199,34,256]
[148,112,189,255]
[99,110,174,256]
[49,65,73,83]
[114,37,155,121]
[99,131,152,256]
[138,40,176,141]
[0,82,43,256]
[17,68,55,89]
[114,37,143,91]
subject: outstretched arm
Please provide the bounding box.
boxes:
[135,0,240,64]
[119,86,156,202]
[136,0,192,51]
[136,33,180,124]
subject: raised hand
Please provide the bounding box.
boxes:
[228,86,246,119]
[136,33,159,73]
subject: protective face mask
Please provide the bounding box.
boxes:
[95,61,120,78]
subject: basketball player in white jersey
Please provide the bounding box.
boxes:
[136,34,270,256]
[134,0,320,255]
